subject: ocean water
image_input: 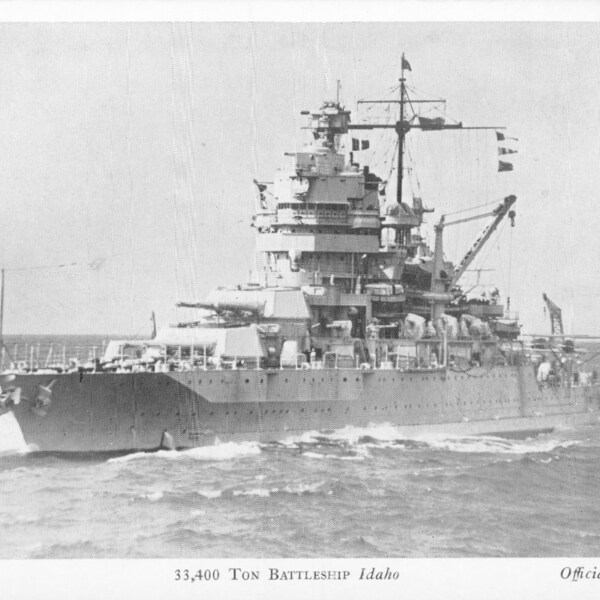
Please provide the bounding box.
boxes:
[1,335,600,559]
[1,423,600,558]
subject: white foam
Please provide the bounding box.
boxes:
[108,441,261,464]
[326,423,404,444]
[277,423,406,451]
[232,488,272,497]
[419,434,579,455]
[281,423,402,447]
[327,445,371,461]
[0,411,29,454]
[184,441,261,461]
[302,451,324,459]
[282,481,324,494]
[231,481,325,497]
[140,490,164,501]
[278,429,323,447]
[197,489,222,499]
[313,421,581,455]
[284,422,581,456]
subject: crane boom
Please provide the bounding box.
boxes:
[542,293,564,336]
[448,195,517,287]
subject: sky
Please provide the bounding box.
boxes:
[0,21,599,335]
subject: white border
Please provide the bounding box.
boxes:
[0,4,599,599]
[1,1,600,23]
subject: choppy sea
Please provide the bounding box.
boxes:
[1,335,600,559]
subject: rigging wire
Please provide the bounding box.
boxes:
[405,139,423,203]
[465,218,509,294]
[444,198,505,217]
[2,259,111,273]
[403,83,445,103]
[183,23,201,300]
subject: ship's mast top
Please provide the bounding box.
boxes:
[351,54,503,207]
[397,53,408,206]
[308,101,351,151]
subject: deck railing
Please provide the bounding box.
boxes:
[0,342,596,389]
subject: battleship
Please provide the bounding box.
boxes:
[1,57,599,453]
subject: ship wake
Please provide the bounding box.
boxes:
[276,422,580,456]
[103,422,584,466]
[107,441,261,464]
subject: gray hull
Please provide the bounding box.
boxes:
[3,364,600,453]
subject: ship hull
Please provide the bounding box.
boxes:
[2,365,600,453]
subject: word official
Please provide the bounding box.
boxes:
[561,566,600,582]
